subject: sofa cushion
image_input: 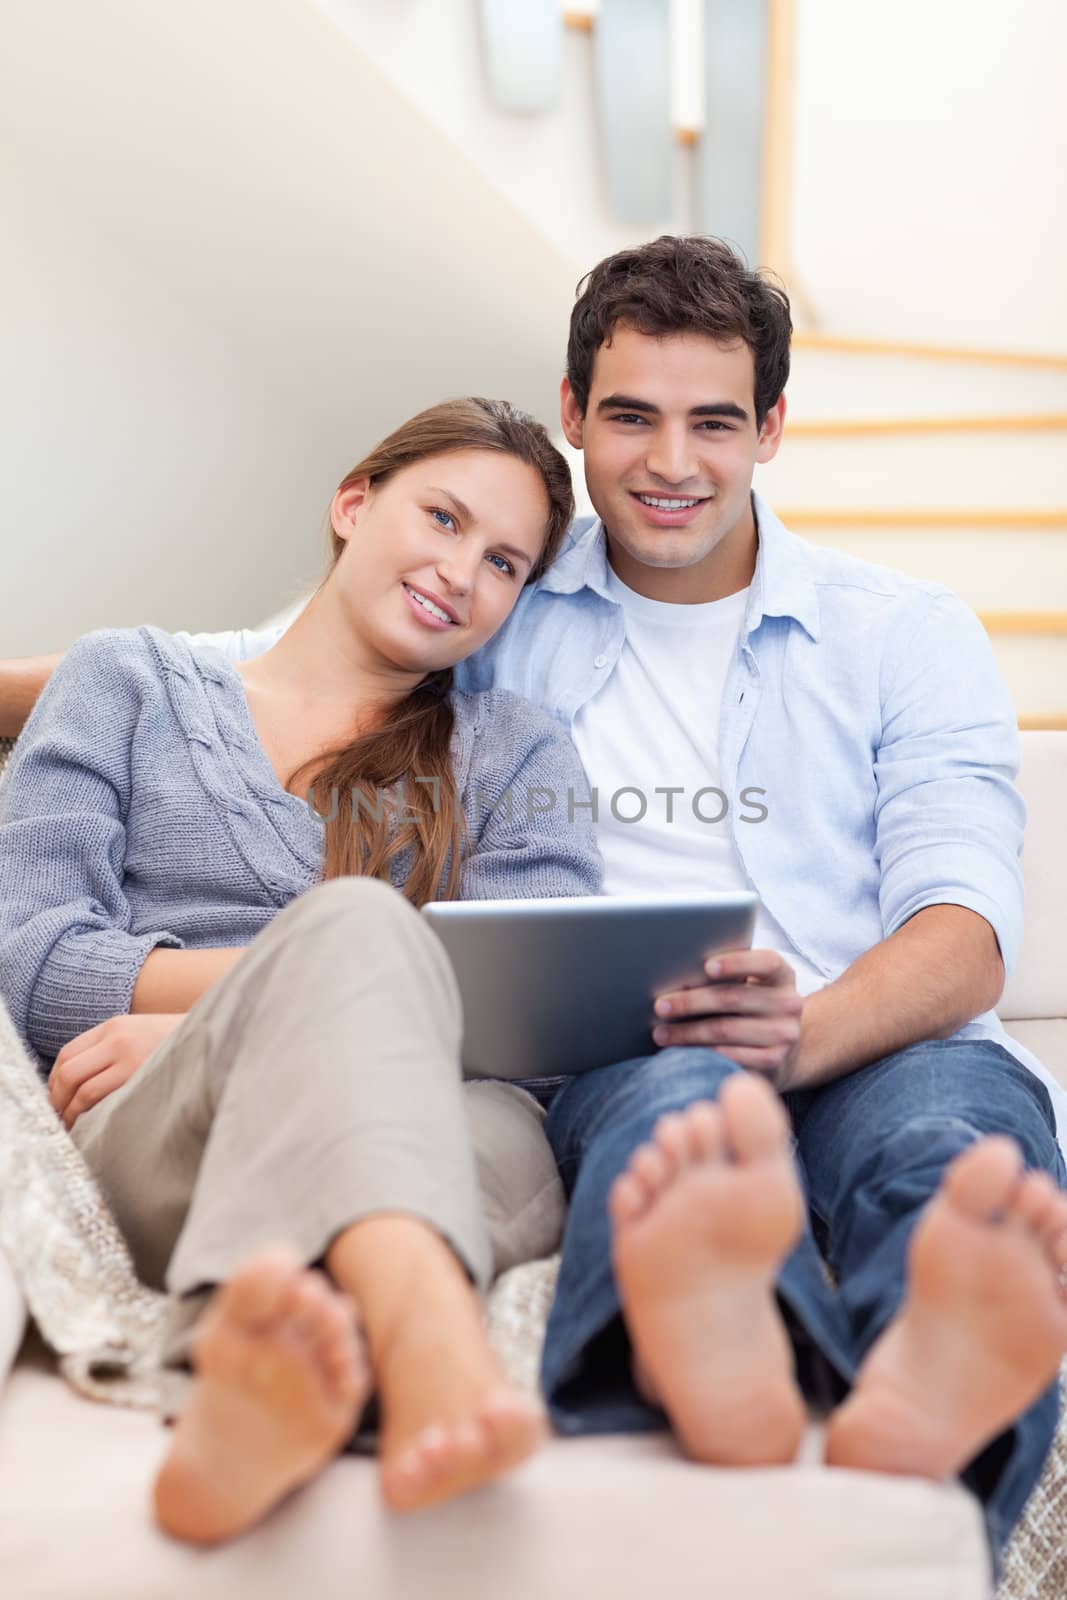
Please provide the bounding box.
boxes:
[1000,733,1067,1022]
[1003,1021,1067,1093]
[0,1333,991,1600]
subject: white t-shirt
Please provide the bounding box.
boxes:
[570,567,828,997]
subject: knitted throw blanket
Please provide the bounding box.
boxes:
[0,985,558,1402]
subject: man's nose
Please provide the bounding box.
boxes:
[645,429,698,486]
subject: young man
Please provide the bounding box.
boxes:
[4,235,1067,1581]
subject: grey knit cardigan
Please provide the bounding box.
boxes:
[0,626,601,1076]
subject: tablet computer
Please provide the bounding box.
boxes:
[421,892,759,1081]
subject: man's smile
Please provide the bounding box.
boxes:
[628,491,712,528]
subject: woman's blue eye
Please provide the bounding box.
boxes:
[487,552,515,576]
[430,508,457,530]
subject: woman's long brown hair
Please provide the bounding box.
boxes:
[285,397,575,906]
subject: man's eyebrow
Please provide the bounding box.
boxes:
[425,486,533,569]
[596,394,750,423]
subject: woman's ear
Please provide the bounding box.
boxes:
[330,478,371,542]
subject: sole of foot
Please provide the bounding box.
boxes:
[825,1135,1067,1481]
[153,1248,370,1545]
[609,1070,809,1466]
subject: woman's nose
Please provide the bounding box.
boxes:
[436,553,478,594]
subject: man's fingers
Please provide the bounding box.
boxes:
[654,983,803,1021]
[653,1016,801,1051]
[650,1022,793,1084]
[704,950,797,986]
[63,1064,127,1131]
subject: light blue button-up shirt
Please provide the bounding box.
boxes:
[184,491,1067,1148]
[452,491,1067,1143]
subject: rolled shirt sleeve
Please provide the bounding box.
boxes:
[873,589,1026,975]
[0,632,184,1068]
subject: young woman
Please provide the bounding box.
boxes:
[0,398,601,1544]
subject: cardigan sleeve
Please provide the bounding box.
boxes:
[459,694,603,901]
[0,630,185,1071]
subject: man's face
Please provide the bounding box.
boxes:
[561,325,785,594]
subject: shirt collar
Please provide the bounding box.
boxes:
[539,491,822,643]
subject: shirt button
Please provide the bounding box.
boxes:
[594,654,608,669]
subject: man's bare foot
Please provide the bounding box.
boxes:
[375,1316,546,1512]
[153,1250,370,1545]
[825,1135,1067,1481]
[609,1071,808,1466]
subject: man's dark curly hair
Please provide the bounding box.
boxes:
[566,234,792,426]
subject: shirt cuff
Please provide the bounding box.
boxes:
[882,857,1021,977]
[30,926,185,1064]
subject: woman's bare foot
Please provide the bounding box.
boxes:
[153,1249,370,1545]
[327,1214,546,1514]
[609,1071,808,1466]
[825,1135,1067,1481]
[374,1303,546,1512]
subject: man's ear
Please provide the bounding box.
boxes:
[560,377,585,450]
[755,393,787,466]
[330,478,371,543]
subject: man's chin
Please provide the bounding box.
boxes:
[615,529,719,571]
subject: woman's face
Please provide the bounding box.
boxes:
[331,449,553,673]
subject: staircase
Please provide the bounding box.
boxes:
[755,338,1067,729]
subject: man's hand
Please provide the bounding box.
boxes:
[48,1013,185,1130]
[651,949,804,1090]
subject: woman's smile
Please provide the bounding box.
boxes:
[401,580,462,630]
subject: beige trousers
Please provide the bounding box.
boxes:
[71,877,565,1365]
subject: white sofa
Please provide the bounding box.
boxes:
[2,731,1066,1600]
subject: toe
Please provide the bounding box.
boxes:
[943,1136,1024,1221]
[1044,1195,1067,1252]
[631,1140,672,1198]
[1049,1225,1067,1272]
[718,1071,790,1162]
[216,1249,303,1334]
[313,1297,363,1381]
[686,1101,724,1163]
[610,1171,648,1228]
[287,1272,334,1345]
[652,1112,690,1172]
[480,1397,545,1467]
[1010,1171,1061,1237]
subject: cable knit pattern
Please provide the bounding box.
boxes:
[0,626,601,1075]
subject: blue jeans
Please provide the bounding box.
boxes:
[540,1040,1067,1586]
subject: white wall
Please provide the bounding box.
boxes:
[0,141,338,652]
[792,0,1067,351]
[0,0,586,650]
